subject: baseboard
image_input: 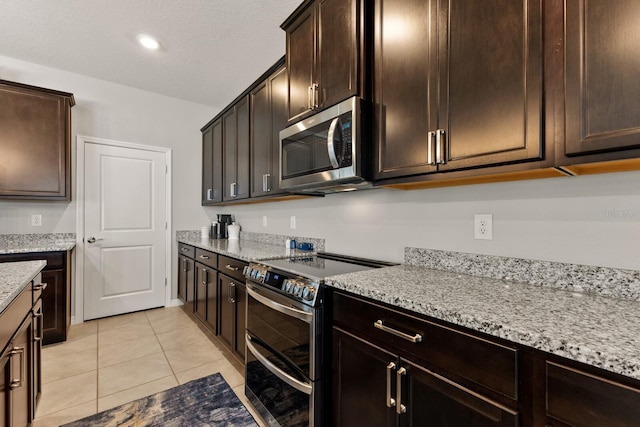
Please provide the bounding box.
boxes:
[167,298,184,307]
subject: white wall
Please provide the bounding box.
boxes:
[221,170,640,270]
[0,55,215,235]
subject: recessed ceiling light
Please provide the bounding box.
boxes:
[137,34,160,50]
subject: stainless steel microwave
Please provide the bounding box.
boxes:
[279,96,371,193]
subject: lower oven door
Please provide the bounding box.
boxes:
[245,282,321,427]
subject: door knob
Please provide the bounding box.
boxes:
[86,237,103,243]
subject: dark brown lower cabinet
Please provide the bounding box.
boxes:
[1,315,32,427]
[332,327,517,427]
[218,274,247,361]
[0,251,71,345]
[194,263,217,332]
[31,298,43,421]
[177,255,194,307]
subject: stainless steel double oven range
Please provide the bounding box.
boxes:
[243,252,394,426]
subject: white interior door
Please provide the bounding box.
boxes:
[83,142,167,320]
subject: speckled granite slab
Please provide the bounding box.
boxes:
[0,233,76,254]
[0,260,46,313]
[176,230,324,261]
[405,247,640,301]
[326,265,640,381]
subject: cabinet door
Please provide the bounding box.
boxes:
[218,274,236,350]
[194,263,213,325]
[286,5,316,122]
[1,350,8,427]
[317,0,359,108]
[223,97,250,201]
[202,120,223,204]
[564,0,640,157]
[373,0,438,180]
[251,66,288,198]
[204,269,217,333]
[40,269,65,346]
[31,299,43,422]
[437,0,543,171]
[177,255,194,307]
[399,358,517,427]
[9,319,31,427]
[234,282,246,360]
[0,82,72,200]
[332,328,396,427]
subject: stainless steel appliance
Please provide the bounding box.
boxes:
[244,252,395,426]
[279,97,371,193]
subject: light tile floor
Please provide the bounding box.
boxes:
[33,306,266,427]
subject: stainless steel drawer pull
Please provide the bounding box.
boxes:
[33,283,47,291]
[199,255,210,259]
[9,346,25,389]
[396,367,407,414]
[427,131,435,165]
[374,320,422,343]
[181,247,189,252]
[386,362,396,408]
[225,264,240,271]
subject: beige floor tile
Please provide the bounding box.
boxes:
[42,333,97,360]
[37,371,97,416]
[97,310,150,332]
[164,340,225,373]
[42,348,97,384]
[98,352,173,397]
[174,361,223,385]
[144,306,188,322]
[66,320,98,341]
[97,375,178,412]
[34,400,97,427]
[147,311,200,334]
[98,335,163,368]
[155,324,210,351]
[217,359,245,388]
[98,321,155,348]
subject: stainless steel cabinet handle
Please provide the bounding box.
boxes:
[225,264,240,272]
[207,188,213,200]
[229,282,236,303]
[308,85,313,110]
[386,362,397,408]
[199,255,210,260]
[427,131,436,165]
[182,259,187,272]
[9,346,25,389]
[33,283,47,292]
[374,320,422,343]
[86,237,103,244]
[34,310,44,342]
[202,268,208,285]
[313,83,320,109]
[396,367,407,414]
[231,182,237,197]
[181,247,189,252]
[265,173,271,192]
[436,129,445,164]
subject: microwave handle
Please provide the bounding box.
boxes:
[326,117,341,168]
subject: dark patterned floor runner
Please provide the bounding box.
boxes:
[60,373,258,427]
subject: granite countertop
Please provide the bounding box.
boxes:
[326,264,640,381]
[177,237,297,262]
[0,233,76,254]
[0,260,46,313]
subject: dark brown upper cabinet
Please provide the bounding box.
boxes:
[0,80,74,200]
[282,0,363,123]
[202,119,223,205]
[561,0,640,166]
[250,62,288,198]
[373,0,546,182]
[223,96,250,201]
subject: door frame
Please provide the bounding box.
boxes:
[75,135,173,323]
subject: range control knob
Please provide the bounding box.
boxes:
[303,286,316,301]
[283,279,293,293]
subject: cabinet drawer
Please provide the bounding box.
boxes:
[195,249,217,269]
[0,251,65,269]
[546,362,640,427]
[218,255,247,281]
[178,243,195,259]
[333,291,518,400]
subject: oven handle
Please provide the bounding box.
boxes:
[246,335,313,395]
[246,283,312,324]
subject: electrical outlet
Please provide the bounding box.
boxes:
[474,214,493,240]
[31,214,42,227]
[290,216,296,229]
[262,215,268,227]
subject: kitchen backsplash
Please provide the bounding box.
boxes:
[176,230,325,251]
[405,247,640,302]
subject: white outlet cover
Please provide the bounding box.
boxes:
[31,214,42,227]
[474,214,493,240]
[262,216,268,227]
[290,216,296,229]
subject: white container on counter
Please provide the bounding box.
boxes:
[200,226,210,240]
[228,222,240,240]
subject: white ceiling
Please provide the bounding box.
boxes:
[0,0,302,109]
